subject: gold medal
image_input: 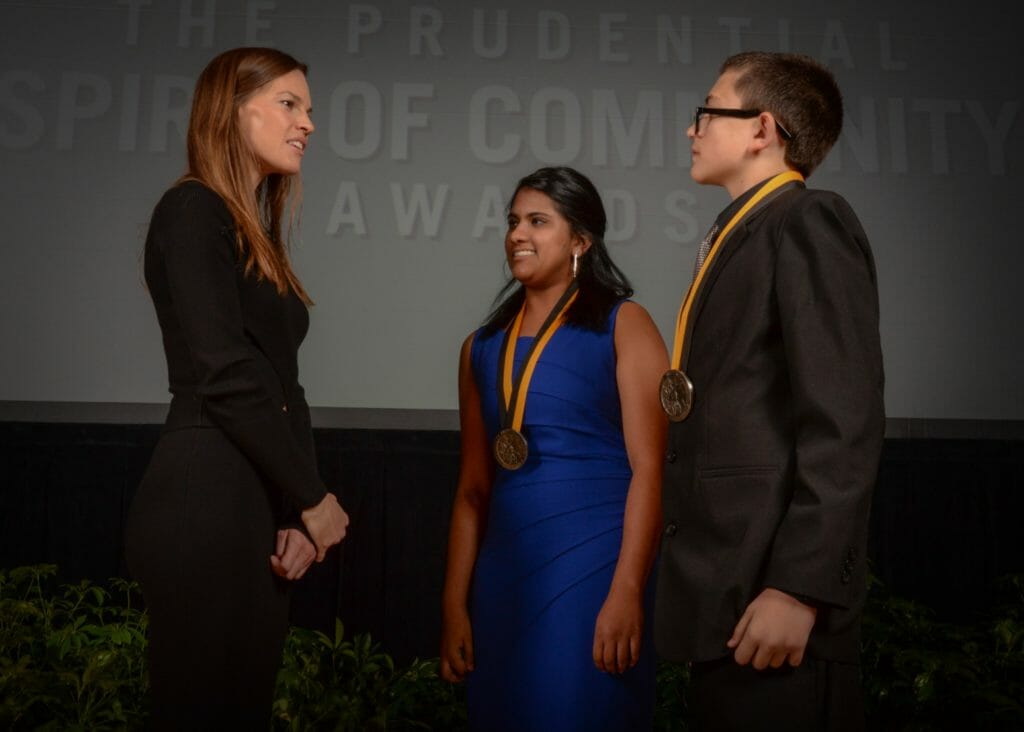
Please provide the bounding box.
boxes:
[493,428,528,470]
[494,282,580,470]
[659,369,694,422]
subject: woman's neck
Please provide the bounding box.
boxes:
[519,279,572,336]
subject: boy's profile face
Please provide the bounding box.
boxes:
[687,69,756,195]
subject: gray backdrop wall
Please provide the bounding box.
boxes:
[1,0,1021,422]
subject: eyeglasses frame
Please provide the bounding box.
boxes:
[693,106,794,141]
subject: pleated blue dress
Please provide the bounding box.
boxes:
[466,301,655,731]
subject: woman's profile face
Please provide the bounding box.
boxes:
[237,69,314,184]
[505,188,582,290]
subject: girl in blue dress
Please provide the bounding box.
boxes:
[440,166,668,730]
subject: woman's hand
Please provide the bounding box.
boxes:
[439,608,475,683]
[300,493,349,561]
[592,588,644,674]
[269,528,316,580]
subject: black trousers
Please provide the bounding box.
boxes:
[687,655,866,732]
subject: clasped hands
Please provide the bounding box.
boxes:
[302,492,350,561]
[270,493,350,581]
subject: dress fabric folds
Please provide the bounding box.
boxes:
[466,301,655,731]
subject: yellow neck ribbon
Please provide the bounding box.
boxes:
[668,170,805,370]
[498,282,580,433]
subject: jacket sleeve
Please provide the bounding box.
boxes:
[150,184,328,511]
[761,191,885,609]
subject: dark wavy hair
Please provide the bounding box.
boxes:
[481,166,633,334]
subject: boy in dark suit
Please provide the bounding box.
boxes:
[654,52,885,731]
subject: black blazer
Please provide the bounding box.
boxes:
[144,180,326,514]
[654,184,885,663]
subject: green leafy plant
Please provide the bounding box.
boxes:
[654,655,690,731]
[384,656,468,731]
[861,572,1024,730]
[272,620,466,731]
[0,564,149,730]
[2,564,1022,730]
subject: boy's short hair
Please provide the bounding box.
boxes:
[722,52,843,177]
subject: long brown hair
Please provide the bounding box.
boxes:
[184,47,312,304]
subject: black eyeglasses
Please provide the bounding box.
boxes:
[693,106,793,140]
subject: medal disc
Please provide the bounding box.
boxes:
[659,369,694,422]
[494,428,528,470]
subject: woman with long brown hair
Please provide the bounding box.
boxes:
[125,47,348,728]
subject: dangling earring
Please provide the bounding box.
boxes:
[571,252,579,279]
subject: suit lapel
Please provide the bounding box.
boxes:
[681,186,801,370]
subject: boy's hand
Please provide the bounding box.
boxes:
[727,588,817,670]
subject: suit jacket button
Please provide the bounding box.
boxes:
[840,569,852,584]
[665,449,677,463]
[281,404,288,412]
[664,522,678,537]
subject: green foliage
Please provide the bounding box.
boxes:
[0,565,465,731]
[384,656,467,731]
[654,655,690,731]
[0,564,149,730]
[2,564,1022,730]
[861,572,1024,731]
[271,620,466,731]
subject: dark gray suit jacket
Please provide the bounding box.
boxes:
[654,183,885,663]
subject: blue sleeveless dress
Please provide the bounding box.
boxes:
[466,301,655,731]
